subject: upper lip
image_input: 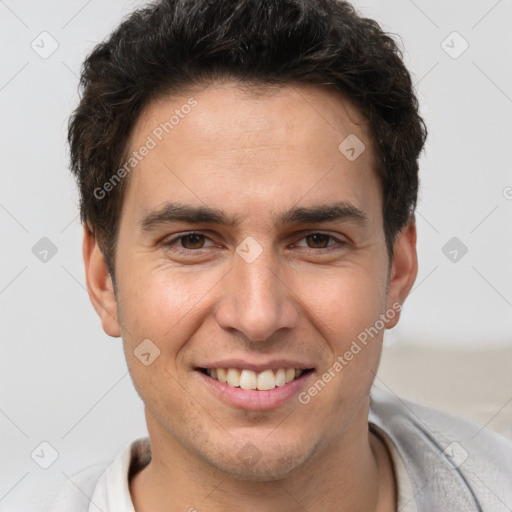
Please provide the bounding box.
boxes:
[196,359,315,371]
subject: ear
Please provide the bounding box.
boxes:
[385,216,418,329]
[82,225,121,338]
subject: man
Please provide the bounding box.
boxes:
[51,0,512,510]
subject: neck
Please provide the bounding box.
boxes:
[130,401,396,512]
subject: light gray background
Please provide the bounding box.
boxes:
[1,0,511,509]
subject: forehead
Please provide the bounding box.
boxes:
[121,81,381,228]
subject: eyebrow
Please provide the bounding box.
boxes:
[139,201,369,232]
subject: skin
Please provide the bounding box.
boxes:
[83,80,418,511]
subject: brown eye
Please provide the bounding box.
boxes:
[305,233,331,248]
[179,234,206,249]
[162,232,218,255]
[293,232,346,253]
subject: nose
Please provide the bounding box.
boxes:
[214,244,300,342]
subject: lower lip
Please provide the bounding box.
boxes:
[196,370,314,411]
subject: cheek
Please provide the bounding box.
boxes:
[295,264,387,345]
[291,268,386,421]
[116,261,227,349]
[292,263,386,396]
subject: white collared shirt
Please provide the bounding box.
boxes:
[49,386,512,511]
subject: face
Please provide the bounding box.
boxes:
[85,81,417,480]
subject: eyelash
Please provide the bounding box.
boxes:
[162,232,347,255]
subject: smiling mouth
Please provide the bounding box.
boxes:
[197,367,314,391]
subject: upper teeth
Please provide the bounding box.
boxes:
[206,368,304,390]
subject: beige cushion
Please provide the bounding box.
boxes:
[376,346,512,440]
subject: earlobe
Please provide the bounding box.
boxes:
[82,225,121,338]
[385,217,418,329]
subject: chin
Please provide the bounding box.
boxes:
[200,436,318,481]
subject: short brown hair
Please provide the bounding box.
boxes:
[68,0,427,279]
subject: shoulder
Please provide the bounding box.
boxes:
[48,462,110,512]
[369,385,512,511]
[49,436,151,512]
